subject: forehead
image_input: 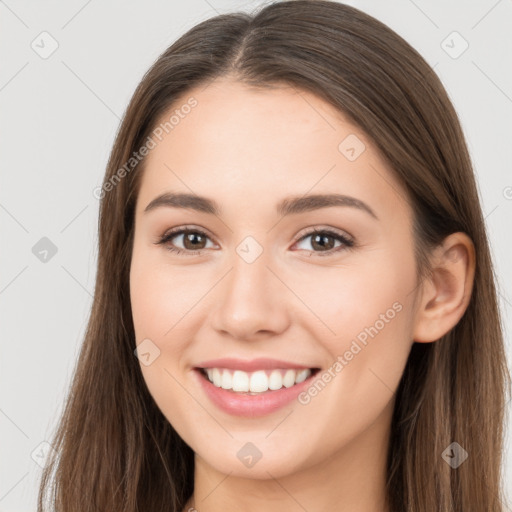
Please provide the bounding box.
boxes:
[136,78,410,223]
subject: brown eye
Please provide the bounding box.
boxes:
[310,232,336,251]
[156,228,215,255]
[180,231,208,250]
[294,228,354,257]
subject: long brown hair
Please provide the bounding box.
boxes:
[38,1,511,510]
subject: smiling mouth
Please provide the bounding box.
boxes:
[196,367,321,394]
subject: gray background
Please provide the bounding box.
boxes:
[1,0,511,510]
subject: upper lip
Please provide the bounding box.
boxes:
[195,358,317,372]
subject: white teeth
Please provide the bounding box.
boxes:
[295,369,309,383]
[268,370,283,390]
[249,370,268,392]
[202,367,313,393]
[232,370,249,392]
[220,370,233,390]
[212,368,222,387]
[283,369,296,388]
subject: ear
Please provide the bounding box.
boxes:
[413,232,476,343]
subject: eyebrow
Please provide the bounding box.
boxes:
[143,192,378,220]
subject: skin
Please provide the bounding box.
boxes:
[129,77,475,512]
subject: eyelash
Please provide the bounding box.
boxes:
[155,225,355,258]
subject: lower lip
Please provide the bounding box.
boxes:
[194,369,317,418]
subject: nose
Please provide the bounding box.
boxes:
[210,250,291,341]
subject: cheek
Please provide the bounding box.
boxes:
[129,247,192,407]
[272,274,415,469]
[284,243,416,348]
[129,250,206,441]
[129,244,202,343]
[288,246,416,407]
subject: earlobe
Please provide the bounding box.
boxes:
[413,232,476,343]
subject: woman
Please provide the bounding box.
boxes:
[37,1,511,511]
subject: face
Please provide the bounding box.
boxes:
[129,77,419,479]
